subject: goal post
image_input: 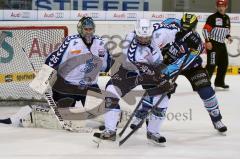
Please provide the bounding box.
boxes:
[0,26,68,105]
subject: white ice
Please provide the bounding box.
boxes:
[0,75,239,159]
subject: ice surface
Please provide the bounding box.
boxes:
[0,75,239,159]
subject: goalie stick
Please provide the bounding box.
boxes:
[10,32,88,133]
[119,51,192,146]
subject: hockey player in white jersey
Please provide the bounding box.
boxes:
[0,17,112,128]
[31,16,111,108]
[93,19,177,143]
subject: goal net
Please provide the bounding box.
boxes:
[0,26,68,104]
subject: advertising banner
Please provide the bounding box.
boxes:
[105,11,143,21]
[3,10,37,21]
[38,10,71,21]
[70,11,106,20]
[0,10,3,20]
[32,0,150,11]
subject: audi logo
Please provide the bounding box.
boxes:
[91,13,99,18]
[127,13,137,19]
[55,12,64,19]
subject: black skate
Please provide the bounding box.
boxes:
[147,131,166,145]
[215,84,229,91]
[93,129,117,141]
[213,120,227,133]
[130,117,143,129]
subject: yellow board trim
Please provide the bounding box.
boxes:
[0,72,35,84]
[214,66,240,75]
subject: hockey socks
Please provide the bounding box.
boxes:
[198,87,222,122]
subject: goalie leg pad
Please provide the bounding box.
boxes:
[10,105,33,127]
[21,104,63,129]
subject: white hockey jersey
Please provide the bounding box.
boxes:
[152,23,179,50]
[121,24,179,70]
[45,35,110,86]
[121,32,162,70]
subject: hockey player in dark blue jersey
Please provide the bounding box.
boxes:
[130,14,227,144]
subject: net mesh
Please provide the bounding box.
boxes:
[0,26,68,102]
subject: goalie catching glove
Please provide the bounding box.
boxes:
[29,64,57,94]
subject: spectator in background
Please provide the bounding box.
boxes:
[202,0,232,90]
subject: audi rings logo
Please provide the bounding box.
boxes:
[100,34,131,58]
[22,12,31,18]
[91,13,99,19]
[55,12,64,19]
[127,13,137,19]
[227,36,240,57]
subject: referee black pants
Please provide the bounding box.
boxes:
[205,40,229,86]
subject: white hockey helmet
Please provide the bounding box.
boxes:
[134,19,153,45]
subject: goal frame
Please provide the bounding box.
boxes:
[0,26,68,106]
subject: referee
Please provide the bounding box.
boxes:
[202,0,232,89]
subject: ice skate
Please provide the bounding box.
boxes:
[213,120,227,133]
[147,131,166,145]
[93,129,117,141]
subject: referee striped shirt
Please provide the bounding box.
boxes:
[202,12,231,43]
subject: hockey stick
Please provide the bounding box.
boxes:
[118,91,147,137]
[119,51,192,146]
[12,33,87,133]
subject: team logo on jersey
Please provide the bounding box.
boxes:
[80,58,97,73]
[216,18,223,26]
[98,49,105,57]
[73,40,78,46]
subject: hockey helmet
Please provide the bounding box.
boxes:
[216,0,228,7]
[134,19,153,45]
[181,13,198,31]
[162,18,181,28]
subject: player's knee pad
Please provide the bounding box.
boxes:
[152,107,167,118]
[188,68,211,91]
[133,96,152,119]
[105,97,120,109]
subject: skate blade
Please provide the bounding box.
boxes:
[147,139,166,147]
[214,87,229,91]
[92,138,102,148]
[217,131,227,136]
[92,135,119,148]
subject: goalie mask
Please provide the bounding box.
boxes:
[77,17,95,44]
[134,19,153,46]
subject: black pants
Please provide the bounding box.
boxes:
[205,40,228,86]
[52,75,101,108]
[181,66,211,91]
